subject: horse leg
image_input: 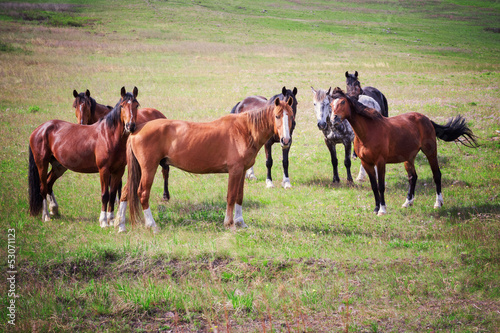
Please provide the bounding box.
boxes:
[265,141,274,188]
[281,145,292,189]
[376,163,387,216]
[344,141,353,183]
[137,166,159,232]
[234,172,247,228]
[107,173,123,227]
[402,160,418,208]
[98,169,111,228]
[38,159,51,222]
[160,159,170,201]
[46,159,67,216]
[425,151,443,208]
[115,182,128,233]
[326,140,340,183]
[224,168,245,229]
[363,162,380,214]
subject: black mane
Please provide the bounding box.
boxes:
[331,87,383,121]
[102,92,137,129]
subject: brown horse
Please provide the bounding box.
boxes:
[230,87,298,188]
[116,97,294,232]
[330,87,478,215]
[73,89,171,201]
[29,87,152,227]
[73,89,113,125]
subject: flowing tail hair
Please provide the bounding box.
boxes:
[127,140,143,226]
[28,146,43,216]
[431,115,479,148]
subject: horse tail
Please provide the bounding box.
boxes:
[230,102,241,114]
[382,94,389,117]
[127,140,143,226]
[431,115,479,148]
[28,146,43,216]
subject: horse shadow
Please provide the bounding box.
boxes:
[302,176,360,189]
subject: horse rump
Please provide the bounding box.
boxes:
[431,115,478,148]
[28,146,43,216]
[127,141,143,226]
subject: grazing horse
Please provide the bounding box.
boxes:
[118,97,295,232]
[345,71,388,117]
[330,87,478,215]
[230,86,298,188]
[73,89,113,125]
[72,89,171,201]
[311,87,381,183]
[29,87,142,227]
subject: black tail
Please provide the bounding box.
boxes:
[382,94,389,117]
[432,115,479,148]
[28,146,43,216]
[127,141,143,226]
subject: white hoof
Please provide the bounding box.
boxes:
[235,217,248,228]
[245,168,257,180]
[377,205,387,216]
[282,177,292,189]
[402,198,414,208]
[49,205,59,217]
[106,212,115,225]
[266,179,274,188]
[43,214,51,222]
[434,193,444,209]
[99,211,108,228]
[118,224,127,233]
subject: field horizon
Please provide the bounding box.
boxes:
[1,0,499,332]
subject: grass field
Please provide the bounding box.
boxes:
[1,0,499,331]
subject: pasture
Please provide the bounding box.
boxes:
[1,0,499,331]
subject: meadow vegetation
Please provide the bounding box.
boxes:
[0,0,499,331]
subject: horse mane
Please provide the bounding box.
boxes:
[247,104,276,133]
[90,96,96,118]
[313,88,329,103]
[332,87,383,121]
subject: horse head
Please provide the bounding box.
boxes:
[73,89,92,125]
[311,86,334,131]
[119,86,139,134]
[330,87,352,125]
[281,86,298,132]
[345,71,362,97]
[273,97,294,149]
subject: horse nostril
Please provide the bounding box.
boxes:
[129,123,136,133]
[281,137,291,148]
[317,121,326,130]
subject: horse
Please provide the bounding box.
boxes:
[345,71,389,117]
[72,89,171,201]
[28,87,163,228]
[230,86,298,189]
[330,87,478,215]
[311,86,382,184]
[115,97,295,233]
[73,89,113,125]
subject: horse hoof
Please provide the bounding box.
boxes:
[118,225,127,233]
[49,206,59,216]
[43,215,51,222]
[235,217,248,228]
[356,176,365,182]
[377,205,387,216]
[282,179,292,189]
[402,198,414,208]
[266,179,274,188]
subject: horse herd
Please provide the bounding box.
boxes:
[28,72,478,233]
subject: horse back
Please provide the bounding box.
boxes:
[362,86,388,117]
[230,96,268,114]
[137,108,166,124]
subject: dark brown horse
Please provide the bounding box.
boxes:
[116,97,294,232]
[72,89,171,201]
[73,89,113,125]
[330,87,478,215]
[230,86,298,188]
[29,87,163,227]
[345,71,388,117]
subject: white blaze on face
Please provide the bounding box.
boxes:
[128,100,133,121]
[282,110,291,142]
[332,98,340,118]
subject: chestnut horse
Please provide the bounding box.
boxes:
[345,71,388,117]
[230,86,298,188]
[72,89,170,201]
[330,88,478,215]
[117,97,294,232]
[29,87,153,227]
[73,89,113,125]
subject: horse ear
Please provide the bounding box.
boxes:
[311,86,316,94]
[287,96,293,106]
[327,87,332,96]
[133,86,138,98]
[355,71,358,78]
[85,89,91,97]
[293,87,297,96]
[275,98,280,106]
[73,90,78,98]
[121,87,126,98]
[345,71,349,78]
[282,86,287,95]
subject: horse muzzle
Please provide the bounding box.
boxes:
[125,122,136,133]
[317,121,327,130]
[333,115,342,126]
[280,137,292,149]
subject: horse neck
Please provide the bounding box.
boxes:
[344,105,373,142]
[101,107,127,143]
[247,106,276,148]
[92,103,112,124]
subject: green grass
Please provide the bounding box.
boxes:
[0,0,499,331]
